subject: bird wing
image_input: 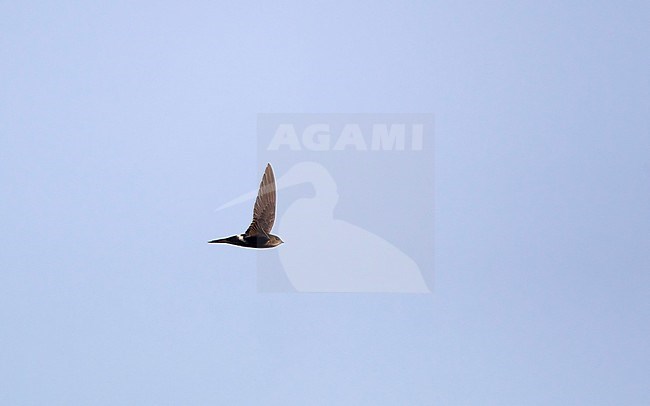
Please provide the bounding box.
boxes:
[245,164,276,237]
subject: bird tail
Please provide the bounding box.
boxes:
[208,238,229,244]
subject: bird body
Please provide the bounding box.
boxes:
[209,233,283,249]
[209,164,283,249]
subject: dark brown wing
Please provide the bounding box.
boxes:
[245,164,276,237]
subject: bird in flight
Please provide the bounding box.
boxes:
[209,163,284,249]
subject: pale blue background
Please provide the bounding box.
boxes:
[1,1,649,404]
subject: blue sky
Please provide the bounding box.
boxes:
[1,1,649,404]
